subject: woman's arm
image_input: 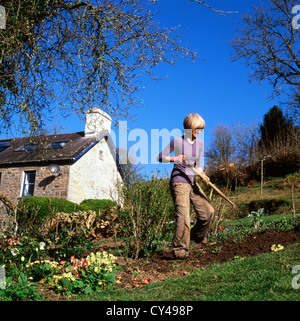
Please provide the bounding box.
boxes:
[165,154,186,163]
[158,139,185,163]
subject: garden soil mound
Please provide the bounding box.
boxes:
[111,230,300,289]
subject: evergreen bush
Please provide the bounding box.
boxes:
[17,197,84,232]
[80,199,118,216]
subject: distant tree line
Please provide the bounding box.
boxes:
[205,106,300,189]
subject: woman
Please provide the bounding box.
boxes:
[158,113,214,259]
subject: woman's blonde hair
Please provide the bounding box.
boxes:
[183,113,205,130]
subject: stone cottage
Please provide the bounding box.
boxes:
[0,108,124,227]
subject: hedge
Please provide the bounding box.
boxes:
[80,199,118,216]
[17,197,85,230]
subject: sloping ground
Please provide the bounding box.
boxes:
[115,229,300,289]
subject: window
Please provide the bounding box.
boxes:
[16,144,37,151]
[0,140,10,152]
[48,141,68,149]
[23,145,37,151]
[22,171,36,197]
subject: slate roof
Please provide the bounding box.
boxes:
[0,132,98,165]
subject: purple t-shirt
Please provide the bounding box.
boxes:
[158,136,204,184]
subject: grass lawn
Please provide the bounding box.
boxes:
[221,213,297,228]
[78,243,300,301]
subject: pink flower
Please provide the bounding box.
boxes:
[59,261,66,265]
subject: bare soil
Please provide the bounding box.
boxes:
[111,229,300,289]
[40,229,300,299]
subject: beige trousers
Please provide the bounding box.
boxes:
[170,182,214,256]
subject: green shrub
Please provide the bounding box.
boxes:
[80,199,117,216]
[0,272,42,301]
[17,197,84,233]
[118,175,174,259]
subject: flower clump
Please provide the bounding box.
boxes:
[25,251,117,295]
[26,259,58,270]
[233,255,245,260]
[133,277,153,288]
[271,244,284,252]
[86,251,116,273]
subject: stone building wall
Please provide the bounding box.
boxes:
[0,165,70,204]
[0,164,70,231]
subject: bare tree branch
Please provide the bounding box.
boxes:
[190,0,237,15]
[0,0,235,135]
[0,0,197,135]
[230,0,300,121]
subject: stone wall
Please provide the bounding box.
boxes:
[0,164,70,231]
[0,165,70,203]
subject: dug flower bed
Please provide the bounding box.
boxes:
[113,229,300,289]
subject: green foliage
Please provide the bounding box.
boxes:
[0,272,41,301]
[47,227,93,261]
[286,172,300,184]
[0,233,49,268]
[25,252,117,296]
[0,171,299,300]
[17,197,84,233]
[80,199,118,216]
[210,214,300,243]
[118,175,174,259]
[248,208,265,229]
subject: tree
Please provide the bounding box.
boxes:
[189,0,237,15]
[116,147,145,184]
[232,120,259,166]
[206,124,235,170]
[0,0,234,136]
[206,121,260,190]
[0,0,198,135]
[259,105,293,150]
[230,0,300,122]
[258,105,300,182]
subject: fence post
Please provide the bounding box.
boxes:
[0,6,6,30]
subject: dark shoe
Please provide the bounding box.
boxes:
[173,252,189,260]
[199,237,208,244]
[191,236,208,244]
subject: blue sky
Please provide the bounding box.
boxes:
[112,0,279,176]
[6,0,282,177]
[67,0,279,176]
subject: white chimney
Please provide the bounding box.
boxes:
[85,107,112,137]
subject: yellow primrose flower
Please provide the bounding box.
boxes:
[271,244,284,252]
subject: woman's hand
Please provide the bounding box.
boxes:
[196,168,210,185]
[201,173,210,185]
[172,154,186,163]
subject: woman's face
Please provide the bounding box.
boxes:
[192,128,203,139]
